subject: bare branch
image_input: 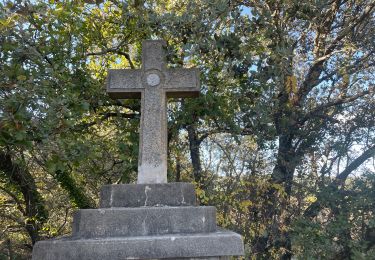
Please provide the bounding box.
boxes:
[298,2,375,100]
[324,3,375,57]
[86,49,135,69]
[73,112,139,130]
[304,145,375,218]
[334,145,375,184]
[0,186,26,216]
[301,88,374,123]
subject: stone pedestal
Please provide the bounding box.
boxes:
[32,183,244,259]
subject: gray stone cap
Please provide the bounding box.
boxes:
[32,229,244,260]
[72,206,217,238]
[100,182,196,208]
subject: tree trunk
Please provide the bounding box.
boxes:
[0,150,48,245]
[175,155,181,182]
[272,135,296,195]
[6,238,13,260]
[55,169,95,209]
[186,123,203,183]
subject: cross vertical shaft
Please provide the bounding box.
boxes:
[138,80,168,183]
[138,41,168,183]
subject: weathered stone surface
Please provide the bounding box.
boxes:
[164,68,200,98]
[106,40,200,184]
[32,230,244,260]
[100,183,196,208]
[142,40,166,72]
[107,69,143,98]
[72,206,216,238]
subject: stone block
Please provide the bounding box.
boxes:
[72,206,216,238]
[100,182,196,208]
[32,229,244,260]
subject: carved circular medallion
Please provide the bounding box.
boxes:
[146,73,160,87]
[143,69,164,87]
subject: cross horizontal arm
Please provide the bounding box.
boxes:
[164,68,200,98]
[107,69,144,99]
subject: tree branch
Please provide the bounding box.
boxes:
[304,145,375,218]
[0,186,26,216]
[334,145,375,184]
[298,2,375,100]
[301,88,374,123]
[73,112,139,130]
[324,3,375,57]
[86,49,135,69]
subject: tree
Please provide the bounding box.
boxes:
[1,0,374,259]
[235,1,375,258]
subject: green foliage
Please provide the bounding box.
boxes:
[292,173,375,259]
[0,0,374,259]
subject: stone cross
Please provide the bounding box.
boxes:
[107,40,200,184]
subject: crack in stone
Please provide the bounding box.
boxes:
[110,186,113,207]
[181,187,185,205]
[144,185,152,206]
[142,219,147,235]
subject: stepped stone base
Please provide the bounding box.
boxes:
[32,230,241,260]
[32,183,244,259]
[72,206,216,238]
[100,183,196,207]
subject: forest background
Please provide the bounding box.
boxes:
[0,0,374,259]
